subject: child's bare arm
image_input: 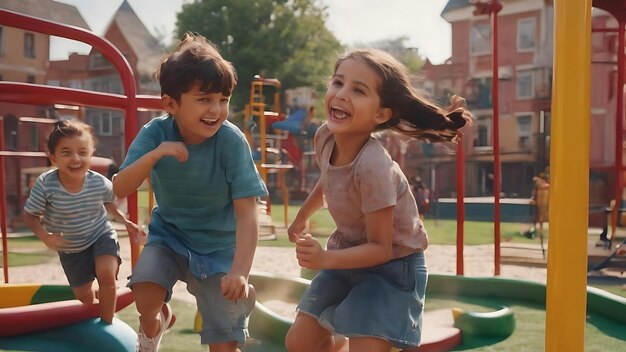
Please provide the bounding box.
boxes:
[104,202,146,245]
[296,205,394,270]
[113,141,188,198]
[288,180,324,241]
[221,196,258,301]
[104,202,129,223]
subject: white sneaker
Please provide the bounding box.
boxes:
[136,331,158,352]
[136,303,173,352]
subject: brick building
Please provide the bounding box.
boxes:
[47,0,165,164]
[410,0,619,205]
[0,0,89,228]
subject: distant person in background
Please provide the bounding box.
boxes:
[414,178,431,220]
[531,173,550,227]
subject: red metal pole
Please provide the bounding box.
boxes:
[613,21,625,250]
[0,121,8,283]
[456,142,465,275]
[0,8,142,267]
[491,2,503,276]
[592,27,618,32]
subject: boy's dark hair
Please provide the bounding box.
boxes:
[334,49,472,143]
[47,119,96,154]
[156,32,237,102]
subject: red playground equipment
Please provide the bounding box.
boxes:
[0,8,163,351]
[243,76,316,224]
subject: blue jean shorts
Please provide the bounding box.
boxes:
[58,234,121,287]
[127,245,254,346]
[297,251,427,349]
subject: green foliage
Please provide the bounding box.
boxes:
[0,251,55,267]
[270,205,536,245]
[175,0,343,110]
[1,236,56,267]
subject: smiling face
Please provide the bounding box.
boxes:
[49,134,93,184]
[325,58,391,137]
[162,83,231,145]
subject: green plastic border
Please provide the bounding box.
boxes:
[427,274,626,324]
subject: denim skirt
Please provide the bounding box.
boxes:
[297,251,427,348]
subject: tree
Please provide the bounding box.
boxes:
[175,0,342,110]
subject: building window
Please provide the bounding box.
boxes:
[517,18,536,52]
[91,81,111,93]
[89,52,111,69]
[4,114,18,151]
[474,115,492,149]
[31,124,40,151]
[470,23,491,56]
[423,82,434,97]
[88,112,113,136]
[27,75,35,84]
[24,33,35,59]
[474,78,493,109]
[111,83,122,94]
[517,114,532,151]
[516,70,534,99]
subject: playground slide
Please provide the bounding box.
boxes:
[270,108,308,165]
[280,135,303,166]
[271,108,307,135]
[0,285,136,352]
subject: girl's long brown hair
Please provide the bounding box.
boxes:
[334,49,472,143]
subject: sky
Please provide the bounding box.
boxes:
[52,0,452,64]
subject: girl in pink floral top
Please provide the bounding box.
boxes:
[285,49,471,352]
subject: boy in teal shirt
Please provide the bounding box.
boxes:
[114,32,267,352]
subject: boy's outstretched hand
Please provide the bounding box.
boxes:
[125,220,147,245]
[221,273,249,301]
[295,234,326,270]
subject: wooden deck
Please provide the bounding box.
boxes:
[501,243,548,267]
[500,231,626,271]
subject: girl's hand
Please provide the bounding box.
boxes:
[125,220,147,245]
[43,233,67,251]
[287,218,308,242]
[154,141,189,162]
[220,272,249,301]
[295,234,326,269]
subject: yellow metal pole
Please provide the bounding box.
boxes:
[545,0,591,351]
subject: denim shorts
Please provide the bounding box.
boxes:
[58,235,121,287]
[297,251,427,349]
[128,245,254,346]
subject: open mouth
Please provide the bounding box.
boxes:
[200,118,219,127]
[330,107,351,120]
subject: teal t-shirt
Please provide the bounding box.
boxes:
[120,115,267,276]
